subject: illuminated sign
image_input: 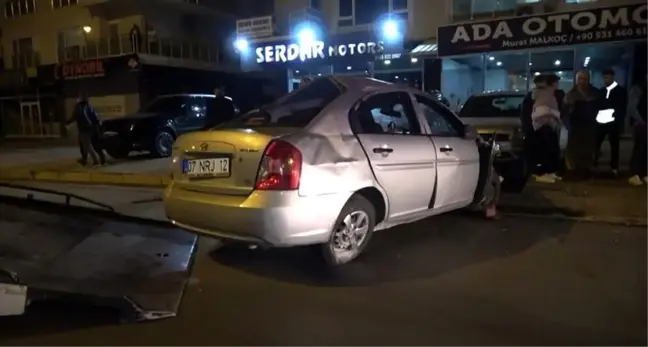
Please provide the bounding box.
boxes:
[438,3,647,56]
[237,16,273,39]
[58,60,105,80]
[255,40,385,63]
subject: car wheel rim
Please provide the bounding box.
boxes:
[330,210,370,262]
[156,133,173,156]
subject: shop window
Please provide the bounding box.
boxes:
[484,51,529,93]
[575,42,631,90]
[5,0,35,18]
[51,0,77,9]
[441,55,483,108]
[530,49,575,92]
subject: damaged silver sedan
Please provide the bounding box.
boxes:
[165,76,502,266]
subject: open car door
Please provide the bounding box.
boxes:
[0,183,197,321]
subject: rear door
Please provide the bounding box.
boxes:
[351,91,437,220]
[414,93,480,210]
[181,96,208,133]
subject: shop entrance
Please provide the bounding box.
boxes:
[19,102,43,137]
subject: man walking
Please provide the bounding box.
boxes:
[628,74,647,186]
[206,86,237,129]
[69,94,105,166]
[594,69,626,176]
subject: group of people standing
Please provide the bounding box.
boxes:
[521,69,647,185]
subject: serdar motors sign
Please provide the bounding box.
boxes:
[437,3,647,56]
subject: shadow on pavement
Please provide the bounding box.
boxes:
[0,301,122,341]
[210,213,574,287]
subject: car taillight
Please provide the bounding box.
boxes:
[255,140,302,191]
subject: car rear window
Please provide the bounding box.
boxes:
[459,95,525,118]
[218,78,343,129]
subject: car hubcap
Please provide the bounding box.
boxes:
[156,133,174,155]
[331,210,370,262]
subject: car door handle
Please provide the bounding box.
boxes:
[439,146,453,153]
[373,147,393,154]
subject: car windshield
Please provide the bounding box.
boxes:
[141,96,186,113]
[460,95,525,118]
[217,78,343,129]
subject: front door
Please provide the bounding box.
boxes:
[351,91,437,220]
[19,102,43,137]
[413,93,480,210]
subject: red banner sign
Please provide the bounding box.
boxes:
[58,60,105,80]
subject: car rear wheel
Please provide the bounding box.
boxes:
[321,195,376,266]
[151,129,175,158]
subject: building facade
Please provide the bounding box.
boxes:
[438,0,647,108]
[233,0,451,94]
[0,0,241,138]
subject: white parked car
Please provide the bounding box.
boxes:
[164,76,502,266]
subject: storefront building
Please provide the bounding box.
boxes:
[436,2,647,108]
[238,27,434,92]
[234,0,448,94]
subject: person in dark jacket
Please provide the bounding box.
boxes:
[593,68,627,176]
[206,87,237,129]
[68,94,105,166]
[564,71,599,179]
[628,74,647,186]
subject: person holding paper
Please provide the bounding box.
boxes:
[594,69,627,176]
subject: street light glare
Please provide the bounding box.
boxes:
[82,26,92,33]
[234,38,249,52]
[382,19,398,41]
[297,27,316,45]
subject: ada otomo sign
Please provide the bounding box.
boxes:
[255,40,385,64]
[437,3,647,56]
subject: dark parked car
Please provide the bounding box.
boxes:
[459,91,528,192]
[100,94,239,159]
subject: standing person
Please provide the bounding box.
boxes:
[522,74,563,183]
[206,86,237,129]
[564,71,599,180]
[627,74,647,186]
[594,68,627,177]
[68,94,105,166]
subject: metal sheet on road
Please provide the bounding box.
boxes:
[0,198,197,321]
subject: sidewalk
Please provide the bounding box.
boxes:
[500,181,647,226]
[0,145,171,187]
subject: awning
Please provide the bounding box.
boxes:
[410,42,438,57]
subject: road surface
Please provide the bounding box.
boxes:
[0,206,645,345]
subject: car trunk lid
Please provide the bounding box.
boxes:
[172,127,297,196]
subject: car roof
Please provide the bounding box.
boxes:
[155,94,233,100]
[471,90,527,97]
[330,75,421,94]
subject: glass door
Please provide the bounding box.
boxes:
[20,102,42,137]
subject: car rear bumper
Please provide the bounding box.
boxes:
[163,183,350,247]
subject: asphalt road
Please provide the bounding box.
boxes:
[0,212,645,346]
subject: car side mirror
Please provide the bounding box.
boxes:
[463,125,477,140]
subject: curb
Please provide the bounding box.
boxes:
[0,169,170,188]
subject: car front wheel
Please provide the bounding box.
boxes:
[321,195,376,266]
[151,129,175,158]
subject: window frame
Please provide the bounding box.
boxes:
[51,0,77,10]
[337,0,355,27]
[5,0,36,18]
[350,91,423,136]
[414,93,466,138]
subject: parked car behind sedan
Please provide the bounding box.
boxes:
[101,94,239,159]
[458,91,528,192]
[164,77,506,266]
